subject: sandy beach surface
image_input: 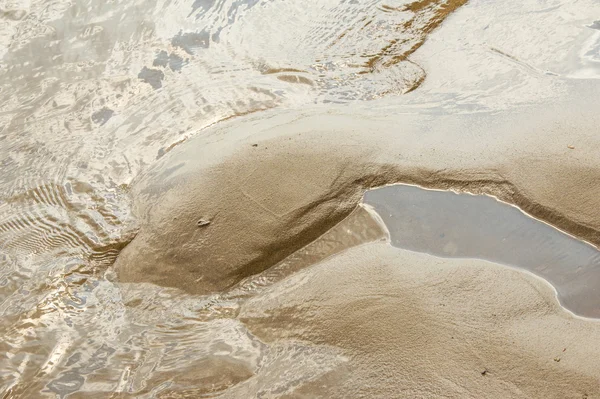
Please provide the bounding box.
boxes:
[111,0,600,396]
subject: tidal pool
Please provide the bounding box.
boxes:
[363,184,600,318]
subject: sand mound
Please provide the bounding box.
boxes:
[114,113,600,295]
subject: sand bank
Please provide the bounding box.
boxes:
[114,88,600,295]
[114,0,600,294]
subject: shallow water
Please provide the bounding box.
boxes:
[364,184,600,318]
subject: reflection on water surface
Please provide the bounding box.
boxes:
[364,184,600,318]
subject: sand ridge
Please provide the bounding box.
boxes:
[114,0,600,293]
[114,97,600,295]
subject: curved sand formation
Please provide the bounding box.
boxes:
[114,91,600,296]
[114,0,600,297]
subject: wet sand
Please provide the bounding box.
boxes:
[2,0,489,396]
[112,106,600,395]
[2,0,600,396]
[115,86,600,296]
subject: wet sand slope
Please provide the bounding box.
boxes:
[238,244,600,398]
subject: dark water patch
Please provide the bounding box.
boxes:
[363,184,600,318]
[153,51,186,72]
[91,107,114,125]
[226,0,260,23]
[212,27,224,43]
[138,67,165,89]
[190,0,217,16]
[276,75,314,86]
[171,30,210,54]
[0,9,27,21]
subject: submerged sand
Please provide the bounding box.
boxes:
[111,0,600,396]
